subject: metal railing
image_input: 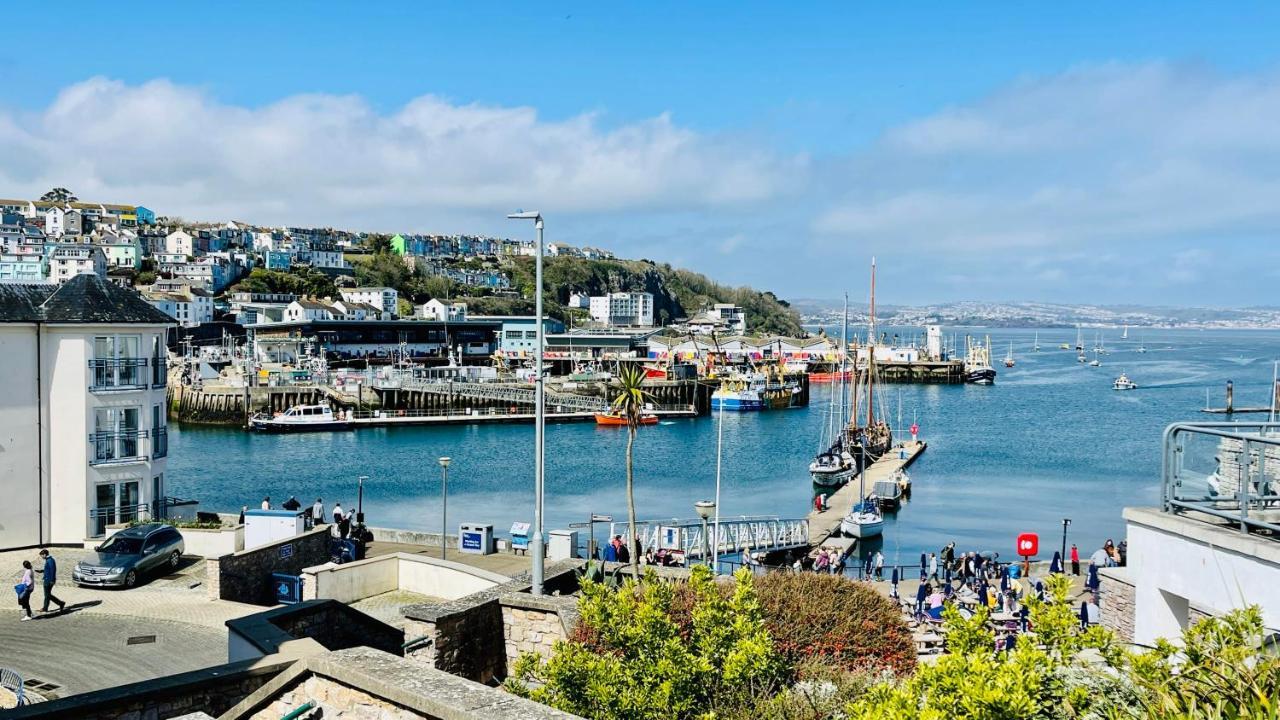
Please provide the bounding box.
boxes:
[1,667,23,706]
[88,503,150,537]
[88,429,148,465]
[151,357,168,387]
[89,357,149,390]
[1163,422,1280,537]
[611,515,810,560]
[379,378,611,413]
[152,427,168,458]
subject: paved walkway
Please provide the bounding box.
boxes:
[0,547,263,699]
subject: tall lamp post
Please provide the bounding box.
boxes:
[1060,517,1071,569]
[438,458,451,560]
[695,500,716,569]
[508,210,546,595]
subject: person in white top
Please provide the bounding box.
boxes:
[311,498,325,525]
[261,496,271,511]
[17,560,34,620]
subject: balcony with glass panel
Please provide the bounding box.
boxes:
[88,429,149,466]
[89,357,150,391]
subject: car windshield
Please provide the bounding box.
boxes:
[98,536,144,554]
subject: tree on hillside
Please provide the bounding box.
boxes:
[40,187,77,203]
[355,252,410,290]
[232,268,336,299]
[367,233,394,254]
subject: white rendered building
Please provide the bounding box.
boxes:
[340,287,398,318]
[589,292,654,327]
[0,275,175,549]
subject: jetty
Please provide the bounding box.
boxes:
[341,406,696,428]
[807,439,928,555]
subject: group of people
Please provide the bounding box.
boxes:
[14,549,66,621]
[241,496,356,538]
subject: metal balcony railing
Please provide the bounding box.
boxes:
[88,357,149,390]
[1163,422,1280,537]
[88,430,148,465]
[151,357,168,387]
[152,427,168,458]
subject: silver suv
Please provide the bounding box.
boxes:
[73,523,185,588]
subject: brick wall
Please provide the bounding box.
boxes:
[207,526,332,605]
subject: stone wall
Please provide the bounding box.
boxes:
[5,659,289,720]
[250,675,423,720]
[207,526,332,605]
[1098,566,1135,643]
[227,600,404,663]
[501,594,577,675]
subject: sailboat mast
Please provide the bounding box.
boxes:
[840,293,849,431]
[867,258,876,428]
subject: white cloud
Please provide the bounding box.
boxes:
[813,62,1280,259]
[0,77,805,229]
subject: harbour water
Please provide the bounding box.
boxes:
[167,328,1280,565]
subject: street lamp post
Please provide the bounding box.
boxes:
[438,457,451,560]
[695,500,716,569]
[508,210,546,595]
[1060,518,1071,569]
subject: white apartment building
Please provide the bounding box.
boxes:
[589,291,654,327]
[284,299,338,322]
[0,275,174,549]
[144,287,214,327]
[340,287,398,317]
[706,303,747,334]
[49,244,107,284]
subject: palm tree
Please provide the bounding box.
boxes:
[611,364,650,580]
[39,187,77,203]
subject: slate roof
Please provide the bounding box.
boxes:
[0,274,175,325]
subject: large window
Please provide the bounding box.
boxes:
[91,479,142,537]
[91,407,143,464]
[151,336,167,387]
[91,334,146,389]
[152,404,167,458]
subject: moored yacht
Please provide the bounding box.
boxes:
[840,499,884,538]
[1113,372,1137,391]
[250,404,352,432]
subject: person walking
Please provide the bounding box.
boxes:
[311,498,325,527]
[1070,544,1080,576]
[873,550,884,581]
[36,549,65,614]
[16,560,34,621]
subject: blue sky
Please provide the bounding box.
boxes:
[3,3,1280,306]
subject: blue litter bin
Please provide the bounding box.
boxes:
[272,572,303,605]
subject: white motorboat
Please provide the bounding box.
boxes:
[250,404,352,432]
[1113,372,1137,390]
[810,449,857,487]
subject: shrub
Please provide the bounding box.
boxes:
[754,572,917,676]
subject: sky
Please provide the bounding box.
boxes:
[2,2,1280,307]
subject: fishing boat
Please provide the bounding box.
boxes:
[1113,372,1137,391]
[840,497,883,539]
[809,267,893,486]
[710,373,764,411]
[1003,341,1015,368]
[250,405,352,433]
[594,411,659,426]
[964,335,997,384]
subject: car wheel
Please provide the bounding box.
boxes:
[169,551,181,569]
[124,570,138,588]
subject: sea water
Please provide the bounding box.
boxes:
[166,328,1280,565]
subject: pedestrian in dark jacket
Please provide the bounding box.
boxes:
[36,549,65,614]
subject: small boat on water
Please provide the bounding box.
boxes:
[594,411,658,426]
[1059,342,1071,350]
[250,404,352,433]
[873,476,904,511]
[840,498,884,538]
[964,335,997,384]
[1034,332,1040,352]
[1113,372,1137,391]
[1003,341,1015,368]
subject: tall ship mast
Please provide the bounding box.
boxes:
[809,259,893,487]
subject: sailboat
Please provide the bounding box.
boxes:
[1033,332,1040,352]
[1122,324,1129,340]
[810,294,857,488]
[1004,341,1015,368]
[1137,332,1147,354]
[1075,325,1084,352]
[1090,348,1101,367]
[815,261,892,529]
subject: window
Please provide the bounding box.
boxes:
[90,479,141,537]
[92,407,143,464]
[524,331,538,339]
[91,334,146,389]
[505,330,522,339]
[152,404,167,458]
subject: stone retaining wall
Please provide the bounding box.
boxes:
[207,526,331,605]
[502,594,577,675]
[1098,566,1135,643]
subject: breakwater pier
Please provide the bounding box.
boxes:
[807,440,928,557]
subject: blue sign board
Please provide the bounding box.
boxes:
[279,543,294,560]
[461,532,482,551]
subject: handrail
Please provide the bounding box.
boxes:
[1161,422,1280,537]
